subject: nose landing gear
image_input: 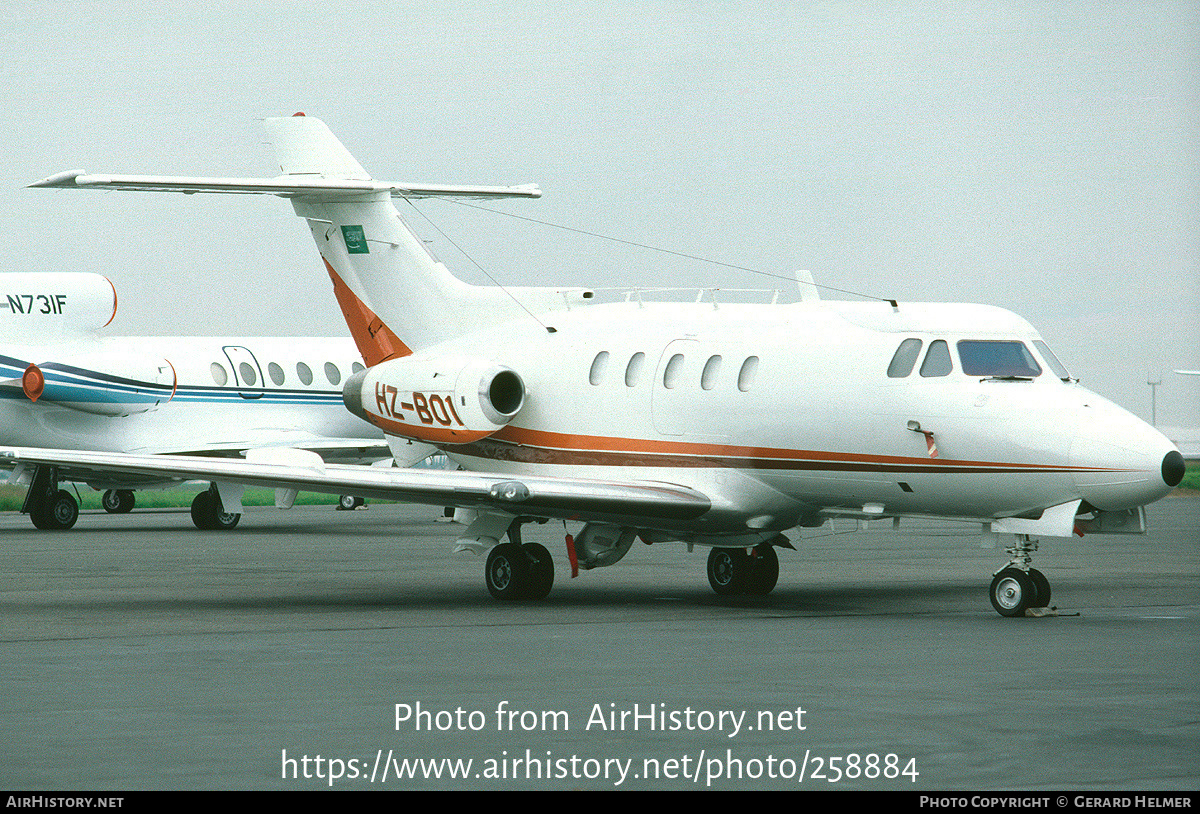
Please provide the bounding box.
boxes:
[989,535,1053,617]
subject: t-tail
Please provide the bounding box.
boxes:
[31,114,592,364]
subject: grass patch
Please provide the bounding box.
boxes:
[1181,462,1200,492]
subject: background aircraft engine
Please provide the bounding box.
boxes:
[20,352,176,416]
[343,356,525,444]
[1,272,118,339]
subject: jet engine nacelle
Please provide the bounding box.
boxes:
[1,272,118,341]
[343,356,525,444]
[21,351,176,416]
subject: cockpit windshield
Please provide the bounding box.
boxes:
[956,340,1042,378]
[1032,340,1072,381]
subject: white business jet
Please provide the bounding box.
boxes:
[11,115,1185,616]
[1,271,393,529]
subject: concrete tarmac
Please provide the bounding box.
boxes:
[1,496,1196,790]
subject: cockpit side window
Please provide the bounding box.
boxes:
[1033,340,1071,381]
[887,338,923,378]
[957,340,1041,378]
[919,340,953,377]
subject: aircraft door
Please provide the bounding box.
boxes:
[222,346,265,400]
[651,339,695,436]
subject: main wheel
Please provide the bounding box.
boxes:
[707,548,750,595]
[745,545,779,595]
[191,490,240,530]
[338,495,364,510]
[32,490,79,530]
[102,489,135,514]
[523,543,555,600]
[990,568,1036,617]
[485,542,531,600]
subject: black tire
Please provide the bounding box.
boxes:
[47,494,79,533]
[30,490,78,530]
[990,568,1035,617]
[523,543,555,600]
[30,498,54,530]
[191,490,240,531]
[191,491,215,530]
[745,545,779,595]
[707,548,750,595]
[486,543,531,600]
[338,495,364,511]
[1027,568,1051,608]
[103,490,135,514]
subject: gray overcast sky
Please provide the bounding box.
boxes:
[1,1,1196,430]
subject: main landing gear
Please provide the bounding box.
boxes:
[102,489,135,514]
[707,545,779,596]
[989,535,1053,617]
[21,466,79,530]
[190,484,240,530]
[485,542,555,600]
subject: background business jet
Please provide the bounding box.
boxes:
[2,271,396,529]
[11,115,1185,616]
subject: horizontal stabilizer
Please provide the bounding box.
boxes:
[30,171,540,200]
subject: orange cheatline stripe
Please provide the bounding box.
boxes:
[472,425,1120,473]
[322,257,412,366]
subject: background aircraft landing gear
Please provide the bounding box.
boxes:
[337,495,365,511]
[22,465,79,530]
[190,486,240,530]
[485,542,554,600]
[102,489,135,514]
[707,544,779,596]
[989,535,1052,617]
[30,490,79,530]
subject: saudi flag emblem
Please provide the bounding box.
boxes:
[341,225,369,254]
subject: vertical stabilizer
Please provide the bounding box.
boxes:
[265,115,474,360]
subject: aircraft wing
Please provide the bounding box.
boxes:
[1,446,712,525]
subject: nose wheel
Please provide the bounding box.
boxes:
[989,535,1053,617]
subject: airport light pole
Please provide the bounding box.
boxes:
[1147,373,1162,426]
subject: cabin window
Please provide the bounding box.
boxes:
[324,362,341,386]
[352,362,365,374]
[296,362,313,386]
[738,356,759,392]
[701,355,722,390]
[589,351,609,385]
[238,362,258,387]
[887,338,923,378]
[919,340,953,377]
[1033,340,1071,381]
[210,363,228,386]
[625,352,645,386]
[663,354,684,389]
[268,362,286,386]
[957,340,1041,378]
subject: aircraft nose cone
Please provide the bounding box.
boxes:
[1071,400,1182,511]
[1162,450,1186,488]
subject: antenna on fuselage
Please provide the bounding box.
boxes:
[795,269,820,302]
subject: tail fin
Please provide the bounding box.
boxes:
[31,115,589,363]
[268,115,549,363]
